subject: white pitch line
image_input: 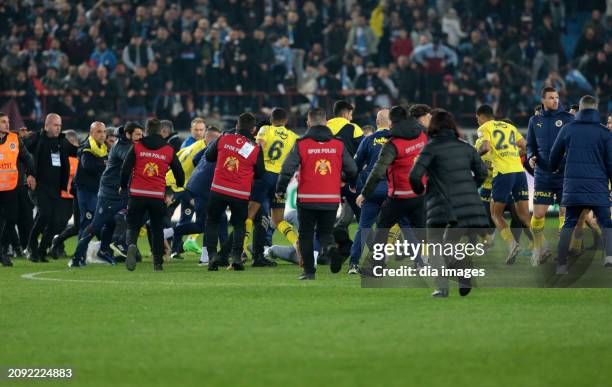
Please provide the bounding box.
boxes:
[20,270,308,287]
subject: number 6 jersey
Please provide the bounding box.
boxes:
[256,125,298,174]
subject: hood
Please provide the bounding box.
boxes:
[327,117,351,135]
[303,125,334,141]
[541,102,566,117]
[140,133,168,150]
[575,109,601,124]
[390,117,422,139]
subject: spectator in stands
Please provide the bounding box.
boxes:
[122,35,154,73]
[90,38,117,72]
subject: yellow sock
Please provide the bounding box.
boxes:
[387,224,402,245]
[244,218,253,251]
[500,227,515,247]
[188,234,198,241]
[558,215,565,231]
[530,216,545,249]
[277,220,298,245]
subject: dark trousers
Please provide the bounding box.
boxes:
[73,196,127,260]
[297,206,336,274]
[369,197,425,256]
[29,192,66,256]
[56,193,80,247]
[558,206,612,265]
[0,189,19,254]
[1,184,33,251]
[205,192,248,263]
[173,193,229,253]
[76,189,98,238]
[126,196,167,265]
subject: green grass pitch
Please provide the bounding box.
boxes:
[2,218,612,387]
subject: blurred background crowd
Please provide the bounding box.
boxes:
[0,0,610,131]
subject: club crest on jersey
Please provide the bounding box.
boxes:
[224,156,239,171]
[143,162,159,177]
[315,159,331,175]
[555,120,563,127]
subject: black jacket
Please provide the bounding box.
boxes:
[166,132,182,154]
[361,117,422,199]
[74,137,108,193]
[120,133,184,193]
[25,129,76,198]
[409,129,489,228]
[99,126,133,201]
[276,125,358,211]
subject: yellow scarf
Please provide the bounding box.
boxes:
[83,136,108,158]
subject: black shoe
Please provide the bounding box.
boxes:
[153,264,164,271]
[13,247,24,258]
[1,255,13,267]
[229,262,245,271]
[97,249,116,266]
[328,246,344,274]
[49,235,62,259]
[126,244,138,271]
[298,271,315,280]
[26,249,40,263]
[68,258,81,268]
[458,277,472,297]
[252,257,277,267]
[208,260,219,271]
[110,242,128,258]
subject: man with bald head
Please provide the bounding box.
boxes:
[346,109,393,274]
[25,113,77,262]
[70,121,109,264]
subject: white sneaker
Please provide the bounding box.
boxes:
[530,248,541,267]
[199,247,209,266]
[604,256,612,267]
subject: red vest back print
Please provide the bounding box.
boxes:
[130,142,174,199]
[211,133,260,200]
[386,133,427,199]
[297,137,343,203]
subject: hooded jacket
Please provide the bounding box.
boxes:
[409,128,489,228]
[99,126,134,201]
[526,103,574,185]
[550,109,612,207]
[120,133,185,192]
[361,117,422,199]
[276,125,358,211]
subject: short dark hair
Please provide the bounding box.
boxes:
[237,113,256,131]
[160,119,174,133]
[206,126,221,134]
[579,95,598,110]
[541,86,557,98]
[570,104,579,111]
[389,106,408,123]
[271,108,288,123]
[500,117,515,125]
[0,112,7,119]
[408,104,432,118]
[428,109,460,138]
[476,104,494,118]
[124,121,143,136]
[333,100,354,117]
[307,108,326,125]
[145,118,162,135]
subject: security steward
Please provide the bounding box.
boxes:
[276,108,357,280]
[0,112,36,267]
[357,106,428,272]
[120,118,184,271]
[204,113,265,271]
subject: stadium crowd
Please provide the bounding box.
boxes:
[0,0,610,131]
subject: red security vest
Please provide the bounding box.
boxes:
[129,142,174,199]
[0,132,19,192]
[61,156,79,199]
[297,137,343,203]
[211,133,260,200]
[386,133,427,199]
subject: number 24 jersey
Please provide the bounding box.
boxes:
[477,120,524,174]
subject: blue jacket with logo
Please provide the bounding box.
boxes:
[526,104,574,187]
[186,148,216,199]
[354,128,390,200]
[550,109,612,207]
